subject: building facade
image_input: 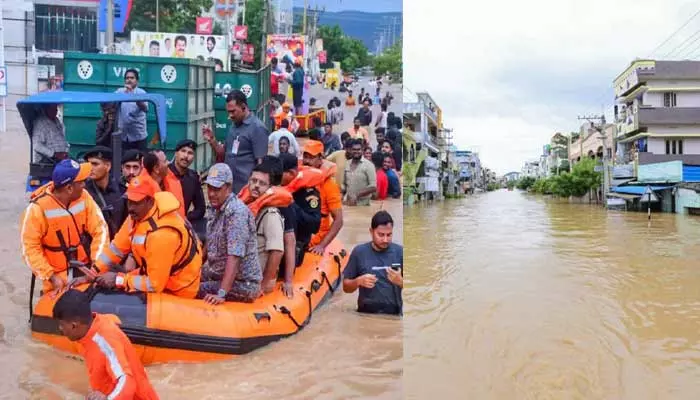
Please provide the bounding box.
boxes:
[614,60,700,168]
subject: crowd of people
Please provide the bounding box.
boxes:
[22,65,403,398]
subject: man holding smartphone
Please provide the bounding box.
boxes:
[343,210,403,316]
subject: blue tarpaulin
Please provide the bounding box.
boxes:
[16,91,168,145]
[682,165,700,182]
[610,185,673,195]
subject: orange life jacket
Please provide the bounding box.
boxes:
[21,182,109,290]
[139,170,186,219]
[238,185,293,217]
[96,192,201,298]
[301,163,339,243]
[284,167,326,193]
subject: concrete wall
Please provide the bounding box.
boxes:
[647,137,700,154]
[675,188,700,214]
[638,152,700,165]
[644,91,700,107]
[3,8,38,96]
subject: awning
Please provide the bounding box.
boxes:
[608,192,639,200]
[610,185,673,195]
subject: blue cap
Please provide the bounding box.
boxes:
[204,163,233,188]
[52,159,92,187]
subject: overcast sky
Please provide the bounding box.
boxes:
[404,0,700,175]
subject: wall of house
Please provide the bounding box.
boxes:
[647,137,700,154]
[675,188,700,214]
[648,126,700,135]
[644,91,700,107]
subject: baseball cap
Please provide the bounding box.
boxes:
[124,175,158,202]
[52,159,92,187]
[303,140,324,157]
[84,145,113,162]
[204,163,233,188]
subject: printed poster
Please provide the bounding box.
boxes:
[131,31,228,71]
[265,34,305,69]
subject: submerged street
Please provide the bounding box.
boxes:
[404,190,700,399]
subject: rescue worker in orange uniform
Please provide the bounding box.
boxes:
[20,159,109,295]
[278,153,323,267]
[91,175,202,298]
[142,150,186,219]
[53,289,159,400]
[302,141,344,255]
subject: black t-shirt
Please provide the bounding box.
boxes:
[278,206,296,233]
[291,187,321,243]
[343,242,403,315]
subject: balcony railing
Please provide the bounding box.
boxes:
[402,101,438,122]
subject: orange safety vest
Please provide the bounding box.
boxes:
[78,313,160,399]
[238,185,293,217]
[139,170,186,219]
[21,183,109,291]
[303,162,340,246]
[96,192,201,298]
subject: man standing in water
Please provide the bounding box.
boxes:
[343,210,403,316]
[53,289,160,399]
[343,139,376,206]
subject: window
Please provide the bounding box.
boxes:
[35,5,98,52]
[663,92,677,107]
[665,139,684,155]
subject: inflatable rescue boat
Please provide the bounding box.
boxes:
[30,240,348,365]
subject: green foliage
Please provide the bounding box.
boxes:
[125,0,212,34]
[244,0,265,66]
[486,182,500,192]
[516,176,537,190]
[528,158,601,197]
[373,41,402,81]
[318,25,371,71]
[506,180,517,189]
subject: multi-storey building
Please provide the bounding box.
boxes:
[614,59,700,167]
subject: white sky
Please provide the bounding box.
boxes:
[404,0,700,174]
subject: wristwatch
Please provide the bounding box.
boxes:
[217,288,227,298]
[115,274,126,288]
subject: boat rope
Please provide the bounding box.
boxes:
[320,271,335,294]
[277,305,303,329]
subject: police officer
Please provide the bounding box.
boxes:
[119,149,144,194]
[84,146,127,239]
[278,153,321,266]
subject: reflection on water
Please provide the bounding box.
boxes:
[404,190,700,400]
[0,115,402,399]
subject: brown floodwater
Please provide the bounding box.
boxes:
[403,190,700,399]
[0,108,402,399]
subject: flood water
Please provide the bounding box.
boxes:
[0,108,402,399]
[404,189,700,399]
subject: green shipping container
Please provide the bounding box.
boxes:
[213,65,272,142]
[62,52,215,172]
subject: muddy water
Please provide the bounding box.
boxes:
[0,108,402,399]
[404,190,700,399]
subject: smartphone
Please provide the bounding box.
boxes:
[390,263,401,271]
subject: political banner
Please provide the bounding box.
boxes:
[131,31,228,71]
[265,34,305,68]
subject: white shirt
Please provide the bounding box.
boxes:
[268,128,300,156]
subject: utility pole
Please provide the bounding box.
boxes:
[260,0,269,68]
[578,114,609,205]
[302,0,308,35]
[105,0,114,52]
[156,0,159,32]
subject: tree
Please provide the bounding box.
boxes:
[317,24,370,71]
[373,41,402,81]
[244,0,266,66]
[125,0,212,34]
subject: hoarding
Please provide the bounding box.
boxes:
[130,31,228,71]
[265,34,305,67]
